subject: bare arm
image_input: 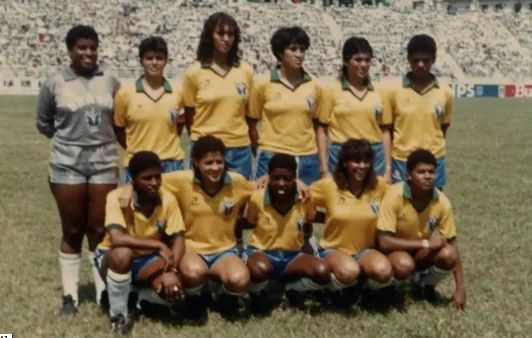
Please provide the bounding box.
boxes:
[114,126,126,149]
[450,240,466,309]
[316,123,329,177]
[442,123,450,137]
[378,231,444,254]
[380,125,392,183]
[110,229,174,265]
[184,106,195,136]
[170,234,185,270]
[246,117,259,156]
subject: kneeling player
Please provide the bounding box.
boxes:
[243,154,330,310]
[96,152,185,334]
[377,149,465,309]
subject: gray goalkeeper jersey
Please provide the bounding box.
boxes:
[36,65,120,147]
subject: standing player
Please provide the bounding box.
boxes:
[163,136,253,318]
[95,151,185,334]
[182,12,254,178]
[388,34,453,189]
[36,25,120,315]
[377,149,466,309]
[310,139,392,298]
[248,26,322,185]
[114,36,185,181]
[316,37,392,181]
[243,154,330,309]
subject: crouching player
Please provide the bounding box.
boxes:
[95,151,185,334]
[243,154,330,310]
[377,149,465,309]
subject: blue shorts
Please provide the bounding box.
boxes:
[318,247,372,261]
[245,247,303,281]
[124,159,184,183]
[391,156,447,189]
[253,149,320,185]
[199,247,240,268]
[188,143,253,179]
[328,142,386,176]
[94,249,163,280]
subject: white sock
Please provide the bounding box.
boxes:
[106,269,131,317]
[59,251,81,306]
[285,278,324,292]
[420,266,452,287]
[88,251,106,305]
[137,288,172,307]
[328,273,356,291]
[365,277,393,290]
[249,280,269,293]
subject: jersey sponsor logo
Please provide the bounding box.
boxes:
[220,198,235,216]
[169,109,179,123]
[427,217,439,232]
[306,96,316,112]
[374,104,383,120]
[235,83,248,98]
[369,201,379,215]
[156,220,166,234]
[433,104,445,118]
[85,107,102,132]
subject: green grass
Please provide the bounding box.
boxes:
[0,96,531,337]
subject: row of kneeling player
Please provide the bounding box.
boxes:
[94,136,465,334]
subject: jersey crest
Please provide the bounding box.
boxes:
[427,217,439,232]
[220,198,235,216]
[235,83,248,98]
[85,107,102,132]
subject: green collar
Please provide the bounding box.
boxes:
[270,66,312,83]
[403,182,438,200]
[263,186,300,207]
[402,72,439,88]
[132,190,162,210]
[341,76,374,91]
[135,76,172,93]
[193,171,232,188]
[200,59,239,68]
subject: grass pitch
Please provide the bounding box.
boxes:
[0,96,531,337]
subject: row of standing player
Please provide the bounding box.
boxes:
[94,138,465,335]
[35,11,457,332]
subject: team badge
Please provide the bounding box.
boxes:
[235,83,248,98]
[296,217,304,232]
[433,104,445,118]
[220,199,235,216]
[374,105,383,119]
[85,107,101,132]
[156,220,166,234]
[200,79,211,89]
[191,196,199,205]
[338,196,346,204]
[306,96,316,112]
[169,109,179,123]
[369,201,379,215]
[427,217,438,232]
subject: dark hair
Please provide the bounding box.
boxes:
[191,135,226,160]
[333,139,377,193]
[196,12,241,66]
[406,149,437,173]
[270,26,310,61]
[407,34,437,59]
[128,151,161,178]
[139,36,168,59]
[268,153,297,175]
[340,36,373,79]
[65,25,99,50]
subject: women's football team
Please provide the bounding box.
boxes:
[36,11,466,335]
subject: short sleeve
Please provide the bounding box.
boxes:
[377,86,392,126]
[104,191,127,231]
[246,190,261,225]
[113,87,128,127]
[442,87,453,125]
[312,81,322,119]
[376,187,400,235]
[315,84,334,125]
[310,178,328,208]
[438,196,456,240]
[181,65,197,108]
[247,75,265,120]
[163,192,186,236]
[302,197,316,222]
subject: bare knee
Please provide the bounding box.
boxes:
[247,254,273,283]
[107,247,134,273]
[62,226,85,249]
[389,252,415,280]
[366,260,393,284]
[86,226,106,250]
[312,261,331,285]
[332,262,360,285]
[223,268,250,293]
[434,244,458,270]
[180,262,208,288]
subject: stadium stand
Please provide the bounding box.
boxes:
[0,0,530,81]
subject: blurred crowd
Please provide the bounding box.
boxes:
[0,0,530,80]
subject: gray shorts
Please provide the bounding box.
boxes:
[49,142,118,184]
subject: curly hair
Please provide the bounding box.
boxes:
[333,139,377,194]
[196,12,241,66]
